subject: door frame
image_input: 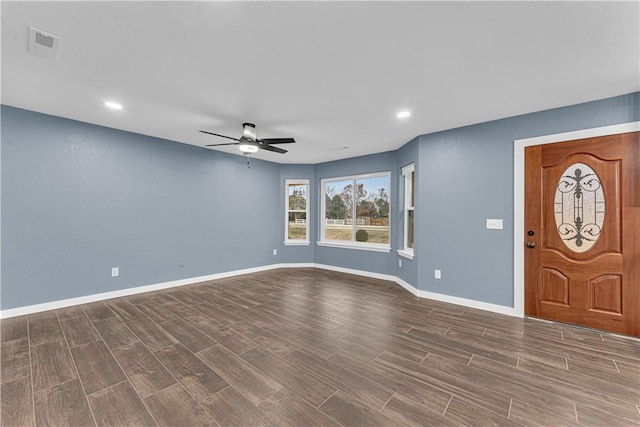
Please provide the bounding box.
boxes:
[513,121,640,318]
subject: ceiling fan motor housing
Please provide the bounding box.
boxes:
[242,123,257,141]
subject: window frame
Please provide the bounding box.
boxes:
[398,163,415,259]
[284,179,310,246]
[319,171,391,252]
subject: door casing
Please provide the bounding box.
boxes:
[513,122,640,319]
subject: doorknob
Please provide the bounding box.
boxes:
[527,242,535,249]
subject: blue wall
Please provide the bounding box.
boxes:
[314,151,398,276]
[2,92,638,311]
[1,106,282,309]
[415,92,639,306]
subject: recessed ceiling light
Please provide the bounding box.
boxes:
[104,101,123,110]
[397,111,411,118]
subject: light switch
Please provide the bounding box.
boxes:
[486,219,503,230]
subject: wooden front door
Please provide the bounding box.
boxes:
[524,132,639,337]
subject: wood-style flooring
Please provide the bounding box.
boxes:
[1,268,639,426]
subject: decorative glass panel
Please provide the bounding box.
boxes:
[554,162,605,253]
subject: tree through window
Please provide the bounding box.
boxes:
[321,172,390,248]
[285,180,309,244]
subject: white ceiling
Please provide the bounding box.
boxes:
[2,1,639,164]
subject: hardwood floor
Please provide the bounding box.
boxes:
[1,268,638,426]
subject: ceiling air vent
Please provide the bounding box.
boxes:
[28,27,60,60]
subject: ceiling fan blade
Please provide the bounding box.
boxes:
[259,138,296,145]
[199,130,240,141]
[260,144,288,154]
[205,142,239,147]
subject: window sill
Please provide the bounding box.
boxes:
[284,240,311,246]
[397,249,414,260]
[316,241,391,253]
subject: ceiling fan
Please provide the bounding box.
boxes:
[201,123,295,154]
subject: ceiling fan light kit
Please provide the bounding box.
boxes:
[201,122,295,155]
[239,142,259,153]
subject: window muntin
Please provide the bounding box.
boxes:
[321,172,390,249]
[402,164,415,255]
[285,180,309,244]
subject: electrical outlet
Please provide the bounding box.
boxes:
[111,267,119,277]
[273,249,277,256]
[435,269,441,279]
[398,259,402,268]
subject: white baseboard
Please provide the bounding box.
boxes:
[0,262,520,319]
[0,264,283,319]
[311,263,398,283]
[416,289,519,317]
[311,263,518,316]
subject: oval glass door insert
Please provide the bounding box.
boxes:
[554,162,605,253]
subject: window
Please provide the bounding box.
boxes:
[399,164,415,258]
[320,172,390,251]
[285,180,310,245]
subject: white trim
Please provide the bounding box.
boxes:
[0,264,283,319]
[394,277,419,297]
[285,179,310,244]
[416,289,519,317]
[320,170,391,184]
[312,263,398,282]
[313,263,518,315]
[283,241,310,246]
[316,241,391,253]
[320,171,391,246]
[1,262,522,319]
[397,249,414,260]
[513,121,640,318]
[401,163,415,254]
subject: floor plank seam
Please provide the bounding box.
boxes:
[378,391,396,412]
[466,354,474,367]
[316,389,339,410]
[27,316,36,427]
[114,314,206,426]
[56,313,99,427]
[441,395,453,415]
[612,359,621,373]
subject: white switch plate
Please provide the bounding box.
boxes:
[398,259,402,268]
[486,219,503,230]
[111,267,119,277]
[435,269,441,279]
[273,249,277,256]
